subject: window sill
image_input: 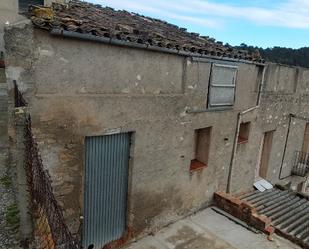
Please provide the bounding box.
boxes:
[190,160,207,172]
[237,137,249,144]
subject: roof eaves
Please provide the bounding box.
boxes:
[29,2,264,64]
[50,28,266,66]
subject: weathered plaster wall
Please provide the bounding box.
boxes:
[259,64,309,182]
[231,109,261,193]
[4,25,263,240]
[6,23,309,247]
[0,0,24,125]
[0,0,25,54]
[0,0,26,144]
[231,63,309,194]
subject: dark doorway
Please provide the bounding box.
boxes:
[259,131,274,179]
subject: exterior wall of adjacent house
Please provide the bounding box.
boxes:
[231,63,309,193]
[258,64,309,182]
[4,24,262,236]
[0,0,24,172]
[4,22,309,244]
[0,0,66,53]
[0,0,25,54]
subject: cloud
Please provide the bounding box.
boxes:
[90,0,309,29]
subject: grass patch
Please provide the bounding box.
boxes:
[5,204,20,233]
[0,175,12,187]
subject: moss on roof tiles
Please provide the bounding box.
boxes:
[29,0,263,62]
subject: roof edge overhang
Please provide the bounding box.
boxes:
[49,28,266,67]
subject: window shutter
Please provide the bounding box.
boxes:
[208,64,238,107]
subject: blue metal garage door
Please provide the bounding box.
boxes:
[83,133,131,249]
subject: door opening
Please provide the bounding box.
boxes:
[259,131,274,179]
[83,133,131,249]
[301,123,309,154]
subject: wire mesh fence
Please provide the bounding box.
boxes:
[24,116,80,249]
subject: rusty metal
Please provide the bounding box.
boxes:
[24,116,80,249]
[292,151,309,177]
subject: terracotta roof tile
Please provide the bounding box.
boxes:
[29,1,263,63]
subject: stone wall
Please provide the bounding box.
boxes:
[259,64,309,182]
[0,0,25,55]
[0,41,23,249]
[4,23,309,245]
[231,63,309,193]
[4,25,263,238]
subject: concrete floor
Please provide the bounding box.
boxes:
[124,208,301,249]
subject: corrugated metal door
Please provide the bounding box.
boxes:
[83,133,131,249]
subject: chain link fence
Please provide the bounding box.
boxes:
[24,116,81,249]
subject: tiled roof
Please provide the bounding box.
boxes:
[29,1,263,63]
[239,188,309,248]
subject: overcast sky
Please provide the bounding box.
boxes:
[87,0,309,49]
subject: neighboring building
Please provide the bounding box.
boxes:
[0,1,23,156]
[0,0,67,165]
[1,1,309,249]
[0,0,68,53]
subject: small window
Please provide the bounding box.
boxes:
[238,122,250,144]
[208,64,237,108]
[190,127,212,171]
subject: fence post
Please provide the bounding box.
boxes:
[14,107,33,247]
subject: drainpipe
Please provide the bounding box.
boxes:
[49,29,266,67]
[226,65,267,193]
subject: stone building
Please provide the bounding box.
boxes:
[1,1,309,249]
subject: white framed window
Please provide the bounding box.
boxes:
[208,63,238,108]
